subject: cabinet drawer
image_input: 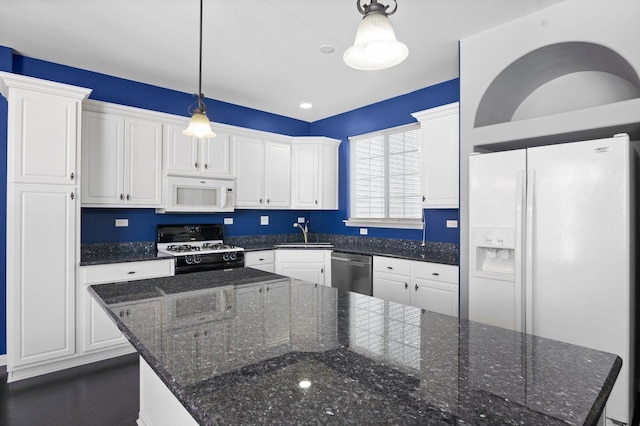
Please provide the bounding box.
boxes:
[373,256,411,276]
[81,259,174,284]
[275,249,328,263]
[245,250,275,266]
[413,262,458,284]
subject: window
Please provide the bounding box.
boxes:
[346,124,422,229]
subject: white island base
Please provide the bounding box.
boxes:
[137,357,199,426]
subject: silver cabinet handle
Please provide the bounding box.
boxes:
[204,163,208,169]
[195,162,199,168]
[127,271,136,275]
[120,194,124,200]
[315,200,318,204]
[432,272,440,276]
[387,266,393,270]
[259,198,263,203]
[70,172,75,180]
[415,284,419,291]
[70,192,75,200]
[321,268,324,274]
[258,258,264,261]
[404,283,408,289]
[126,194,130,200]
[267,198,270,204]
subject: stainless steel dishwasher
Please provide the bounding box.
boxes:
[331,252,372,296]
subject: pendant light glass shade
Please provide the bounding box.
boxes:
[183,110,216,138]
[344,13,408,70]
[183,0,216,138]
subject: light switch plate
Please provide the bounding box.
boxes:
[360,228,368,235]
[260,216,269,225]
[115,218,128,227]
[446,220,458,228]
[297,217,305,223]
[224,218,233,225]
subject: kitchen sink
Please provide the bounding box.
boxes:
[273,242,334,248]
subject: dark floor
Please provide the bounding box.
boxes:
[0,354,139,426]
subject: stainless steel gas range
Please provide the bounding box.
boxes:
[157,224,244,274]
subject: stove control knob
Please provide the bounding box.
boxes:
[185,255,194,264]
[229,252,237,261]
[222,252,230,261]
[193,255,201,264]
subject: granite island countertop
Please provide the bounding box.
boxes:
[89,268,620,426]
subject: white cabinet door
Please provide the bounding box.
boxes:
[277,263,325,286]
[275,249,330,286]
[81,111,124,204]
[9,184,76,367]
[245,250,276,273]
[164,121,232,178]
[79,259,174,354]
[412,103,459,208]
[291,142,319,209]
[263,141,291,208]
[8,90,80,185]
[291,137,340,210]
[234,136,264,207]
[81,102,164,207]
[412,280,458,317]
[124,117,163,206]
[164,121,199,174]
[373,273,411,305]
[201,132,232,178]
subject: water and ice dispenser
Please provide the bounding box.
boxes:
[471,228,516,281]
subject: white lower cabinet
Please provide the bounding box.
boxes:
[244,250,276,273]
[78,260,174,358]
[373,256,459,317]
[275,249,331,286]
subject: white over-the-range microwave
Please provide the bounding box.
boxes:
[156,176,234,213]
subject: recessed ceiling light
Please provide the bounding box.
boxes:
[300,102,313,109]
[319,45,335,54]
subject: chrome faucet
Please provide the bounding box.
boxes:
[293,221,309,243]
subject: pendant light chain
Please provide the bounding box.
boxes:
[198,0,204,112]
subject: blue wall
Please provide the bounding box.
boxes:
[0,47,461,356]
[308,79,460,243]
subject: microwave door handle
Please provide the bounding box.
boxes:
[221,186,228,208]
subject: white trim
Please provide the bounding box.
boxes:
[0,354,7,367]
[348,122,419,141]
[411,102,460,122]
[344,219,423,230]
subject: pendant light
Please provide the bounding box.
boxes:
[183,0,216,138]
[343,0,409,71]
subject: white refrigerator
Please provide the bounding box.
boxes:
[468,134,636,425]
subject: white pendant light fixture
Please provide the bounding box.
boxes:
[343,0,408,71]
[183,0,216,138]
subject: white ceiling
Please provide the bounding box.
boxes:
[0,0,565,122]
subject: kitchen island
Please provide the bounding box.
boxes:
[89,268,620,426]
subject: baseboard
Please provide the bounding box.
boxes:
[0,354,7,367]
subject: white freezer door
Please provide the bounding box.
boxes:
[468,149,526,331]
[526,135,632,424]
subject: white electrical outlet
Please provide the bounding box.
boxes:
[446,220,458,228]
[261,216,269,225]
[297,217,305,223]
[224,218,233,225]
[360,228,368,235]
[115,219,128,227]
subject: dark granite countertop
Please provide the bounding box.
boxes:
[90,268,619,426]
[80,241,173,266]
[232,233,459,265]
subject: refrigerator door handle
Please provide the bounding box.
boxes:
[515,170,526,333]
[525,169,535,335]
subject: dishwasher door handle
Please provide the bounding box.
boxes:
[332,257,370,267]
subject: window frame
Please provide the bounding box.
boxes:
[345,123,423,230]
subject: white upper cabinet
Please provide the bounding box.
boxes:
[234,135,290,209]
[164,119,232,178]
[291,137,340,210]
[3,77,87,185]
[82,101,163,207]
[412,102,459,208]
